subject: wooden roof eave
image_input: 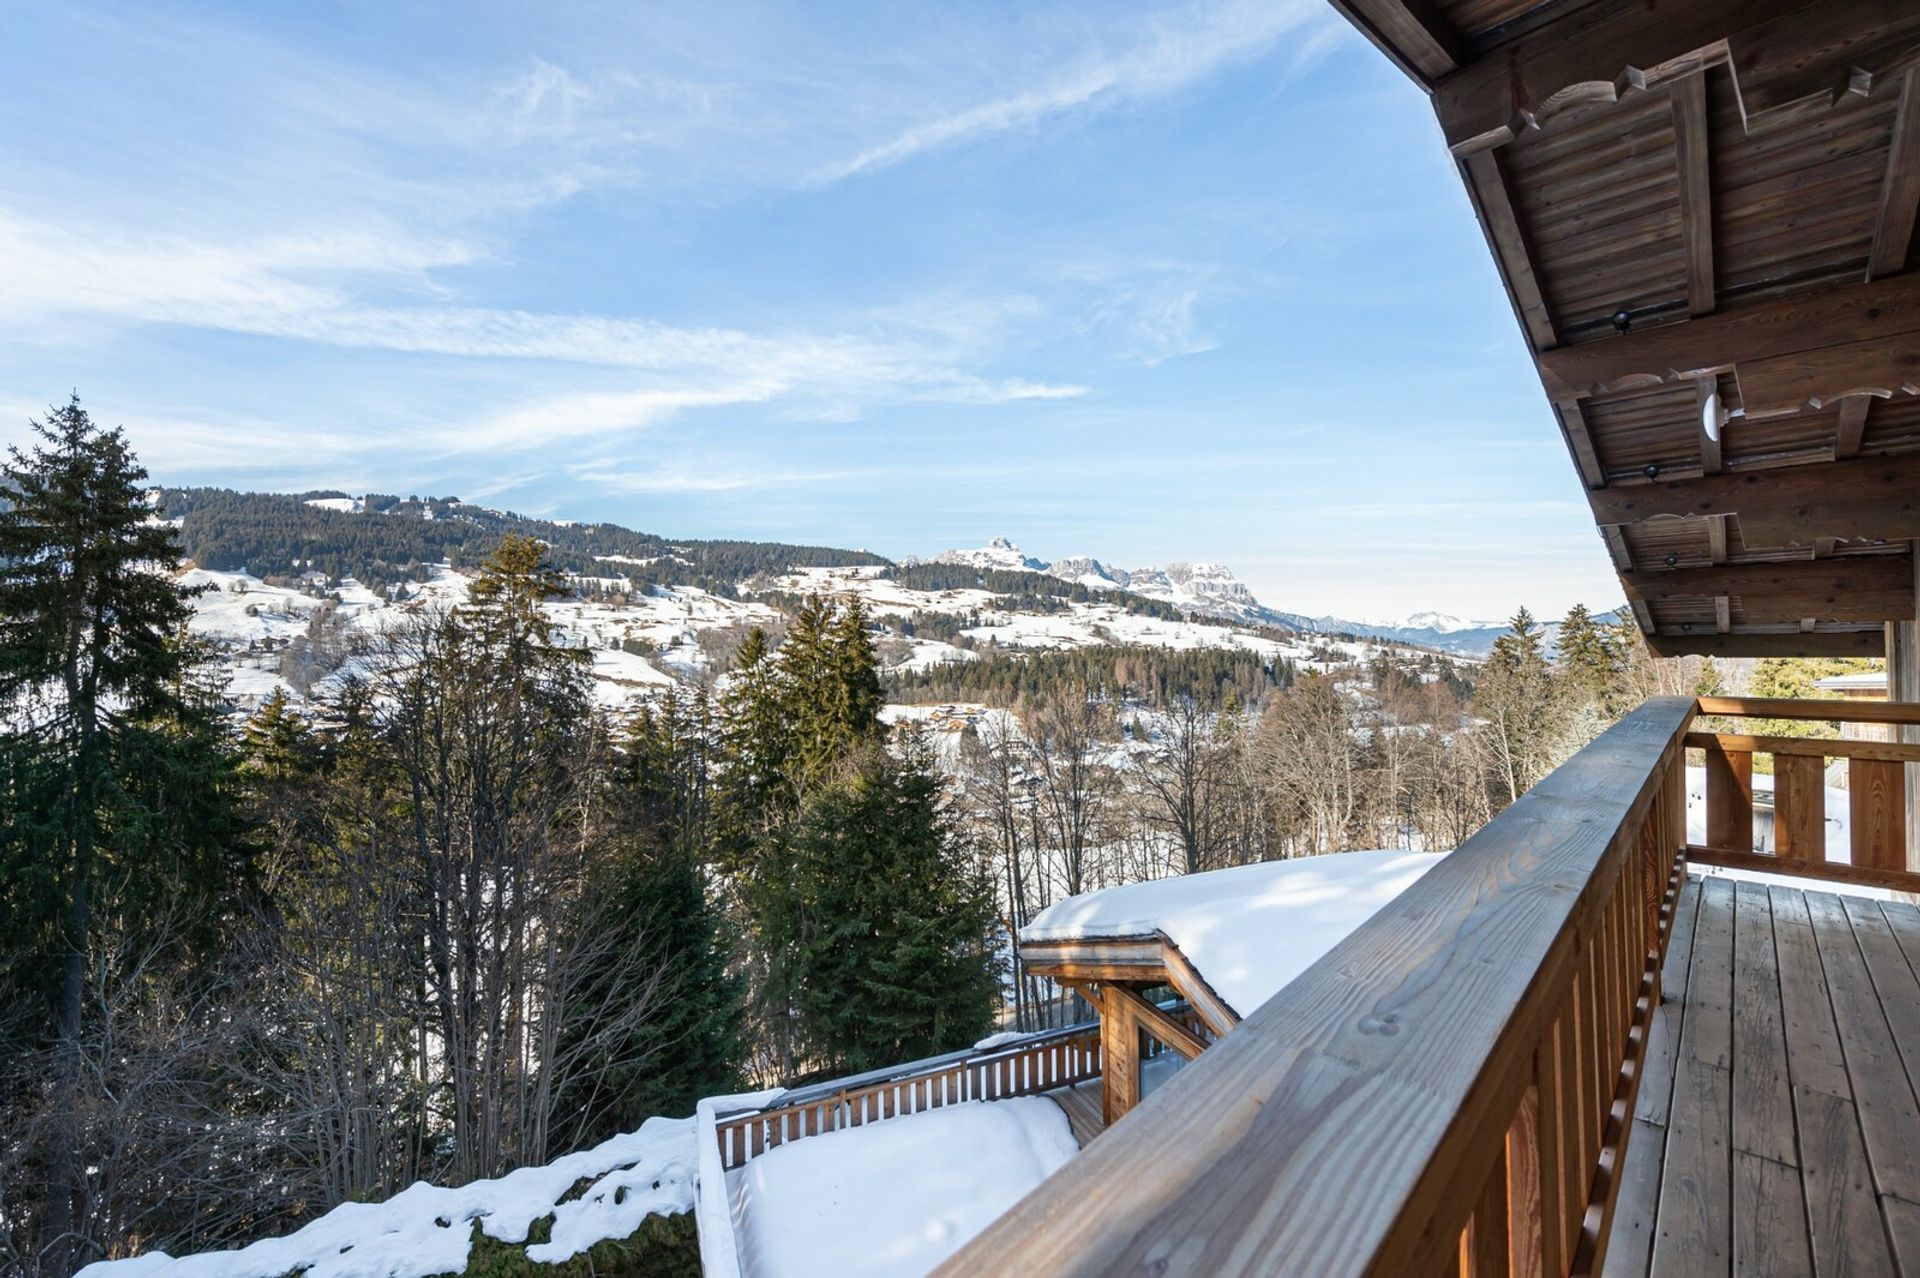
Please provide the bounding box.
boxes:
[1335,0,1920,656]
[1019,931,1242,1036]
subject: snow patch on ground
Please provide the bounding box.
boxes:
[727,1098,1076,1278]
[1022,849,1443,1017]
[76,1116,697,1278]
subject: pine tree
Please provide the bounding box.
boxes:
[787,739,1000,1075]
[1555,604,1621,712]
[1475,608,1573,806]
[0,398,251,1275]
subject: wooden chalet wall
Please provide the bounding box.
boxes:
[1331,0,1920,658]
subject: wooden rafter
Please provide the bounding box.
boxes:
[1834,395,1871,459]
[1645,629,1886,657]
[1537,272,1920,402]
[1105,984,1208,1061]
[1460,149,1557,350]
[1672,71,1715,316]
[1432,0,1920,157]
[1870,69,1920,278]
[1707,513,1728,564]
[1620,558,1914,623]
[1325,0,1461,86]
[1558,398,1606,488]
[1588,451,1920,548]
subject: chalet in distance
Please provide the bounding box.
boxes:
[695,1,1920,1275]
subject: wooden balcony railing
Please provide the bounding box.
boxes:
[713,1020,1106,1170]
[1688,695,1920,894]
[937,696,1699,1277]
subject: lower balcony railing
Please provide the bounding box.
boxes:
[938,691,1920,1277]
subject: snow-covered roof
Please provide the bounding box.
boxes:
[1021,849,1443,1018]
[727,1098,1076,1278]
[1812,671,1886,691]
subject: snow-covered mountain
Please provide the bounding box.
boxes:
[915,538,1619,657]
[914,539,1310,630]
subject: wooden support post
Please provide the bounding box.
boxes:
[1099,985,1140,1128]
[1704,741,1753,852]
[1890,553,1920,875]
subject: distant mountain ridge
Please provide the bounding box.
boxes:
[913,537,1617,656]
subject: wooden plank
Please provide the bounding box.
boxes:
[1509,1086,1547,1278]
[1730,1150,1811,1277]
[1885,1197,1920,1277]
[1806,891,1920,1204]
[1325,0,1461,84]
[1468,1137,1510,1277]
[1844,898,1920,1111]
[1538,273,1920,403]
[1673,74,1716,318]
[1708,515,1728,565]
[1772,754,1828,862]
[934,698,1700,1278]
[1697,696,1920,727]
[1794,1086,1899,1278]
[1560,398,1608,489]
[1871,69,1920,280]
[1601,1117,1668,1278]
[1850,757,1908,872]
[1768,887,1852,1102]
[1645,631,1887,659]
[1733,338,1920,419]
[1462,147,1558,350]
[1099,984,1139,1128]
[1648,1055,1731,1278]
[1618,557,1915,621]
[1687,731,1920,765]
[1729,882,1796,1167]
[1688,845,1920,895]
[1641,878,1702,1127]
[1835,395,1872,460]
[1107,984,1208,1061]
[1429,0,1901,155]
[1704,745,1754,855]
[1685,877,1736,1073]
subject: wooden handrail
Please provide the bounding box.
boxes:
[1697,695,1920,726]
[1684,731,1920,764]
[936,697,1696,1277]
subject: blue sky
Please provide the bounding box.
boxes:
[0,0,1624,621]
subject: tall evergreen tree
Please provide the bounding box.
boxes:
[0,398,250,1275]
[787,740,1000,1075]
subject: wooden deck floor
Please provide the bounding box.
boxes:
[1048,1077,1106,1147]
[1603,873,1920,1277]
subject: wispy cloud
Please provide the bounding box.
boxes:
[569,461,859,493]
[811,0,1330,183]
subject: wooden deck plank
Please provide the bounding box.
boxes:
[1795,1086,1899,1278]
[1770,885,1854,1102]
[1732,1150,1812,1278]
[1805,891,1920,1206]
[1884,1196,1920,1278]
[1731,881,1796,1168]
[1601,1117,1670,1278]
[1649,1055,1732,1278]
[1685,877,1736,1072]
[1844,899,1920,1114]
[1641,879,1703,1127]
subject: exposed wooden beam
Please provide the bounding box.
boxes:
[1105,985,1208,1062]
[1672,72,1716,316]
[1601,524,1635,572]
[1734,338,1918,418]
[1645,628,1887,658]
[1630,600,1656,633]
[1460,149,1558,350]
[1834,395,1872,459]
[1432,0,1920,156]
[1871,69,1920,278]
[1558,398,1606,487]
[1708,513,1729,563]
[1620,557,1915,623]
[1714,596,1731,633]
[1537,271,1920,401]
[1695,378,1721,473]
[1324,0,1462,86]
[1588,451,1920,548]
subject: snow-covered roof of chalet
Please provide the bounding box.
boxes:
[1021,849,1443,1018]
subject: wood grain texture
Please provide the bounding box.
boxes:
[1703,744,1754,853]
[1848,758,1907,872]
[1870,69,1920,280]
[1687,845,1920,895]
[934,698,1697,1278]
[1673,74,1716,318]
[1772,752,1829,861]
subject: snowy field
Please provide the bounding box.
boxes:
[726,1098,1077,1278]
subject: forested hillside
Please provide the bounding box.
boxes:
[160,487,888,593]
